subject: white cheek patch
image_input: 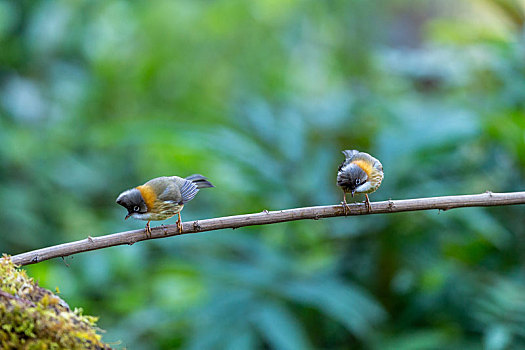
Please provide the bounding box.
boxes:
[355,182,372,193]
[132,213,153,220]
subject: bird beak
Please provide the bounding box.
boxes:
[125,213,132,220]
[351,190,355,197]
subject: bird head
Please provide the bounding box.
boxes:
[345,164,368,196]
[116,188,148,220]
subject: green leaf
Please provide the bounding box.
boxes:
[252,301,312,350]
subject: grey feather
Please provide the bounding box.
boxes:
[342,150,359,159]
[185,174,214,189]
[177,174,214,204]
[179,179,199,204]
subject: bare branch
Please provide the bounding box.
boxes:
[7,191,525,266]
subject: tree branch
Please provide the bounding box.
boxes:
[7,191,525,266]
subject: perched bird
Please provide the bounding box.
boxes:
[337,150,383,213]
[116,174,214,236]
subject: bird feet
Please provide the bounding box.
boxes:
[341,197,351,215]
[176,213,183,234]
[145,221,152,238]
[364,194,372,213]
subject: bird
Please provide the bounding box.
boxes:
[116,174,214,236]
[337,150,383,213]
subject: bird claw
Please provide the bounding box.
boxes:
[364,194,372,213]
[341,201,351,215]
[176,213,183,234]
[145,221,152,238]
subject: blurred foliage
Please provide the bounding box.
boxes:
[1,0,525,349]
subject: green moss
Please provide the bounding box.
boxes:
[0,255,112,349]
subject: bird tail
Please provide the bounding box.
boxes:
[185,174,214,189]
[342,150,359,159]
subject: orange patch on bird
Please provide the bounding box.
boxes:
[136,185,157,210]
[352,159,373,177]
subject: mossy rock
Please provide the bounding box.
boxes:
[0,255,112,349]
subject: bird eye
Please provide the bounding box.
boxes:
[133,205,140,212]
[355,178,361,185]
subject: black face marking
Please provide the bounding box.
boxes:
[337,163,368,192]
[116,189,148,215]
[356,178,366,188]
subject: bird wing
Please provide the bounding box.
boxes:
[142,176,181,204]
[160,176,199,204]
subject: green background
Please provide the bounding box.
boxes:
[1,0,525,348]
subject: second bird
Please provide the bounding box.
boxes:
[116,174,214,236]
[337,150,383,213]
